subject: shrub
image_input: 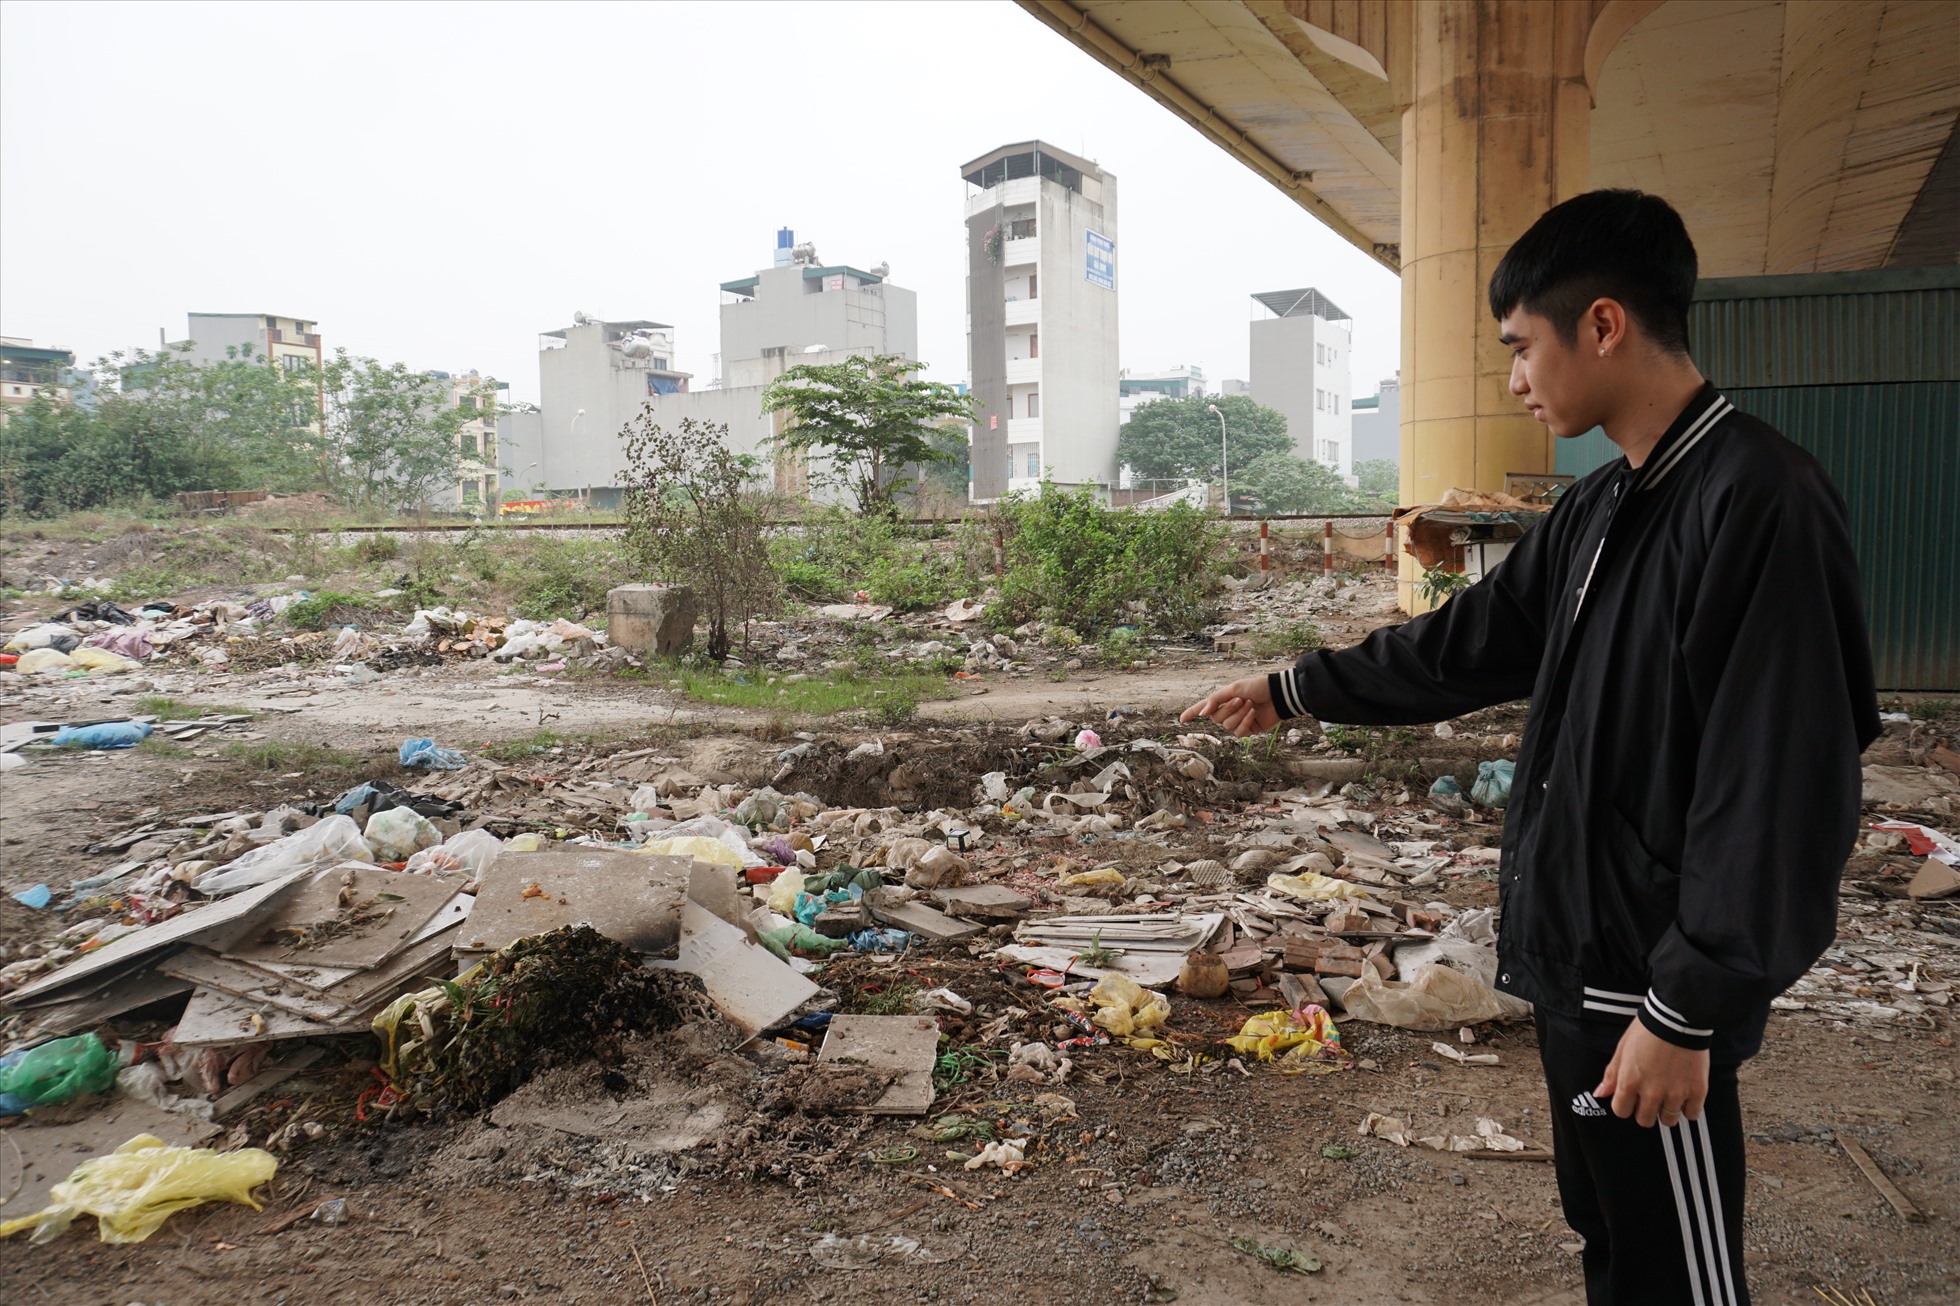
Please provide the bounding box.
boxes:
[991,487,1225,635]
[768,507,958,611]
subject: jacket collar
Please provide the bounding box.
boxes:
[1632,383,1732,493]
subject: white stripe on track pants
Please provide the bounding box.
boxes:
[1536,1012,1750,1305]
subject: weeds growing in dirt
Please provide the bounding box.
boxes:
[136,695,255,721]
[673,666,951,718]
[222,740,360,772]
[1249,621,1324,660]
[481,730,565,761]
[990,486,1225,635]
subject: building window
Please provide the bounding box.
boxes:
[281,354,307,372]
[1333,394,1340,415]
[1027,451,1040,477]
[1029,333,1038,359]
[1027,391,1040,418]
[1028,273,1037,299]
[1315,389,1325,411]
[1316,343,1325,365]
[652,357,669,370]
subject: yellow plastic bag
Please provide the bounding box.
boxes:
[1059,867,1126,890]
[1223,1006,1350,1072]
[1266,871,1369,902]
[13,648,75,674]
[505,832,546,852]
[639,836,745,869]
[68,647,139,675]
[1087,973,1170,1041]
[0,1134,277,1245]
[765,867,807,915]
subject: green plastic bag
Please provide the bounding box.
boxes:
[0,1033,120,1116]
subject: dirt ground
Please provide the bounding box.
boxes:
[2,597,1956,1304]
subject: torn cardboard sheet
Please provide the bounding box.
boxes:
[815,1014,939,1115]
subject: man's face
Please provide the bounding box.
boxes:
[1499,306,1605,439]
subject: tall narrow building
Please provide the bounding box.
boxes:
[1248,289,1353,480]
[961,142,1119,501]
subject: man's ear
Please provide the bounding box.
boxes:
[1586,298,1629,358]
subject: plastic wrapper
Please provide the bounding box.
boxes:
[1471,759,1516,808]
[0,1033,122,1115]
[3,623,81,653]
[0,1134,277,1244]
[403,828,503,876]
[83,628,153,660]
[399,737,468,770]
[68,647,140,675]
[1223,1006,1348,1071]
[759,923,849,960]
[51,722,152,750]
[1266,871,1370,902]
[193,814,373,895]
[14,648,76,674]
[364,806,441,862]
[1338,962,1532,1031]
[1086,973,1170,1047]
[766,868,808,915]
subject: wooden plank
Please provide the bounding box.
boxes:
[170,986,355,1047]
[864,893,981,942]
[4,869,310,1005]
[1839,1136,1925,1221]
[224,864,462,969]
[816,1015,939,1116]
[156,951,354,1023]
[320,928,461,1008]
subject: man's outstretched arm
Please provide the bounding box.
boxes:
[1185,498,1567,734]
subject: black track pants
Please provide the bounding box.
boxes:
[1537,1013,1750,1306]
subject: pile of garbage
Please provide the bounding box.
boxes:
[4,703,1954,1242]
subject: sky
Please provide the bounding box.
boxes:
[0,0,1401,407]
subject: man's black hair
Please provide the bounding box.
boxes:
[1488,189,1697,356]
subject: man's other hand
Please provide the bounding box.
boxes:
[1596,1019,1710,1128]
[1179,676,1282,737]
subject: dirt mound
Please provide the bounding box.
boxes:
[783,718,1278,813]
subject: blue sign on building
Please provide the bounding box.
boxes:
[1085,230,1115,290]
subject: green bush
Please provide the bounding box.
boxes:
[510,537,628,621]
[991,487,1225,635]
[769,508,959,611]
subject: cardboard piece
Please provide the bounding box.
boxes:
[816,1014,940,1115]
[157,951,356,1023]
[170,985,357,1047]
[648,900,817,1035]
[12,971,193,1041]
[0,1100,221,1222]
[460,850,692,957]
[225,864,463,969]
[1906,857,1960,901]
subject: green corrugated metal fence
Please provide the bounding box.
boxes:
[1555,268,1960,690]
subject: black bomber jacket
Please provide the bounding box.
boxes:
[1268,384,1880,1049]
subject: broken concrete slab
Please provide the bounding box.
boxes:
[1863,765,1960,808]
[606,583,697,659]
[461,849,693,957]
[928,884,1031,921]
[0,1099,221,1223]
[816,1014,939,1116]
[864,889,982,942]
[648,900,818,1036]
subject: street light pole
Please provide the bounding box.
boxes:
[1206,403,1229,517]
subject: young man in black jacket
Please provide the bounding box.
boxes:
[1183,189,1878,1305]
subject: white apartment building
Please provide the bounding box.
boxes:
[425,370,506,512]
[1117,364,1205,425]
[1248,289,1353,480]
[962,141,1119,500]
[170,312,322,374]
[512,232,918,505]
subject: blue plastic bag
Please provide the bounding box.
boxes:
[399,738,467,770]
[1427,775,1472,816]
[51,722,152,750]
[1471,759,1516,808]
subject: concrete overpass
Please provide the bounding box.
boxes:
[1020,0,1959,684]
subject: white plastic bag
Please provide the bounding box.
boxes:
[402,828,502,876]
[1338,962,1532,1030]
[192,815,373,895]
[364,807,441,862]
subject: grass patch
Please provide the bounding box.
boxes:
[1319,724,1419,782]
[136,737,194,760]
[136,695,256,722]
[221,740,359,772]
[480,729,565,762]
[1249,621,1324,660]
[674,667,955,718]
[280,590,393,630]
[852,980,921,1015]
